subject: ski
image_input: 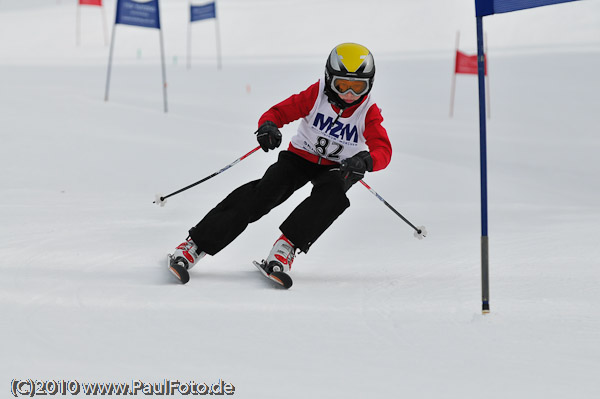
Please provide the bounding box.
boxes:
[168,254,190,284]
[253,260,293,289]
[167,255,291,288]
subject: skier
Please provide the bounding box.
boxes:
[170,42,392,283]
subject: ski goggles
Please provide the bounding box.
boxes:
[331,76,370,96]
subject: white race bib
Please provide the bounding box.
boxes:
[290,79,373,162]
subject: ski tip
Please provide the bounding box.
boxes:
[168,254,190,284]
[270,271,293,289]
[253,260,293,289]
[169,265,190,284]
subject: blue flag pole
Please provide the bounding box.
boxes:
[215,5,222,70]
[187,0,192,69]
[77,3,81,46]
[476,15,490,314]
[159,27,168,113]
[104,0,167,112]
[104,23,117,102]
[473,0,583,315]
[188,2,220,70]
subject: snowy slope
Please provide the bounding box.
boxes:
[1,1,599,398]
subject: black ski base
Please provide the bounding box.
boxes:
[253,260,293,289]
[168,254,190,284]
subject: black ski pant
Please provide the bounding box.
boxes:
[189,150,353,255]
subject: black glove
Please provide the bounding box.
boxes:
[340,151,373,183]
[255,121,282,152]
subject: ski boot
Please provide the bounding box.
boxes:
[252,234,295,289]
[168,237,206,284]
[265,234,296,273]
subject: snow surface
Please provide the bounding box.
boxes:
[1,1,599,398]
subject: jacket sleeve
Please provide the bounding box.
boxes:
[364,104,392,172]
[258,81,320,128]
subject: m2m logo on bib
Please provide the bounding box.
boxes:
[312,113,359,144]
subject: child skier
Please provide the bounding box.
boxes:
[170,43,392,284]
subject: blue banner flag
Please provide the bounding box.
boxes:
[191,2,216,22]
[116,0,161,29]
[475,0,580,16]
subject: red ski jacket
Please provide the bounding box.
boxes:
[258,81,392,171]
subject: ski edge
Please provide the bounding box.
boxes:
[168,254,190,284]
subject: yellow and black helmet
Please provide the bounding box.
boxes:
[324,43,375,108]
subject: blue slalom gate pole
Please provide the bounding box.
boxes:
[476,15,490,314]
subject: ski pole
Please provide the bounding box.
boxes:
[359,180,427,239]
[154,145,261,207]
